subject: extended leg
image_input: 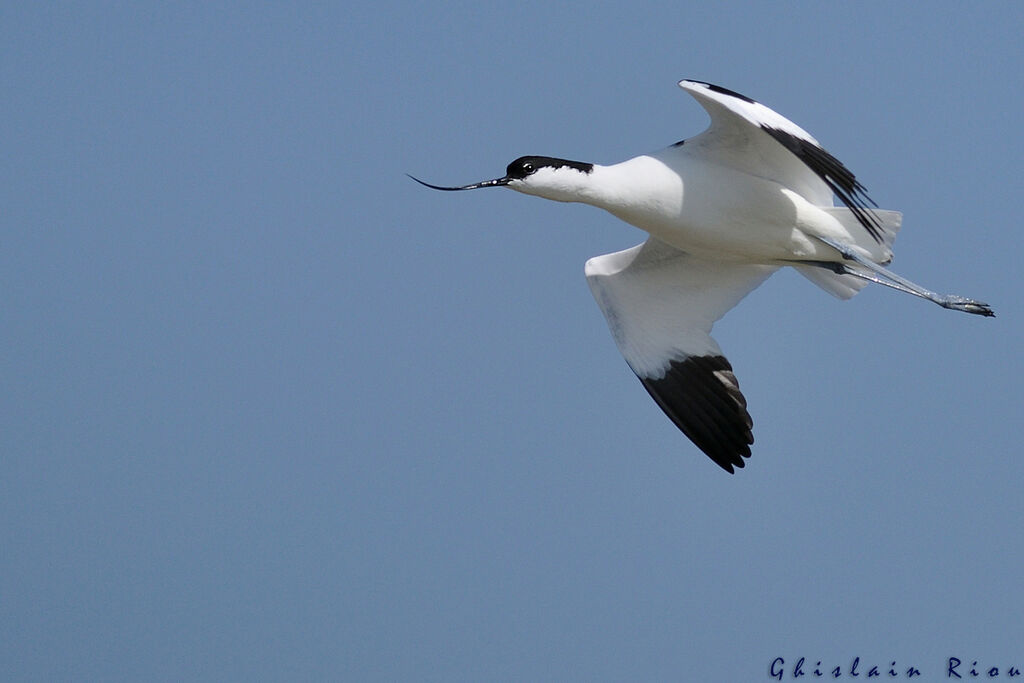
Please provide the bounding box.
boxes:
[812,236,994,317]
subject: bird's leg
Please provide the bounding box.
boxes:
[812,236,994,317]
[805,258,926,299]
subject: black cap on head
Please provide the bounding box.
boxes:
[408,156,592,192]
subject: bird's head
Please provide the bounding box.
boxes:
[409,156,595,203]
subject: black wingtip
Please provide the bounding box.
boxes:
[637,355,754,474]
[760,125,886,244]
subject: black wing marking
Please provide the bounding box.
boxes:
[638,355,753,473]
[679,80,885,245]
[761,125,884,243]
[702,82,757,104]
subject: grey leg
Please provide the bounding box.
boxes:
[812,236,994,317]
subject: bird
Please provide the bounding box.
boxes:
[410,79,993,473]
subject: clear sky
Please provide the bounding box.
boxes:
[2,2,1022,680]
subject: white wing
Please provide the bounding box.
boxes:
[678,79,884,243]
[585,238,777,473]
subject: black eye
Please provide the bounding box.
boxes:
[506,157,540,179]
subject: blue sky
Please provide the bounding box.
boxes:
[2,2,1022,680]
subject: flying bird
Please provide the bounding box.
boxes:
[410,80,993,473]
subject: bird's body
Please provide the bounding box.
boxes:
[527,150,861,264]
[412,80,993,473]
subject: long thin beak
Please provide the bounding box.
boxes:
[407,174,510,191]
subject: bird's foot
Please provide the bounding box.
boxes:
[938,295,995,317]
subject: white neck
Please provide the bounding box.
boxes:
[512,156,679,211]
[513,157,684,226]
